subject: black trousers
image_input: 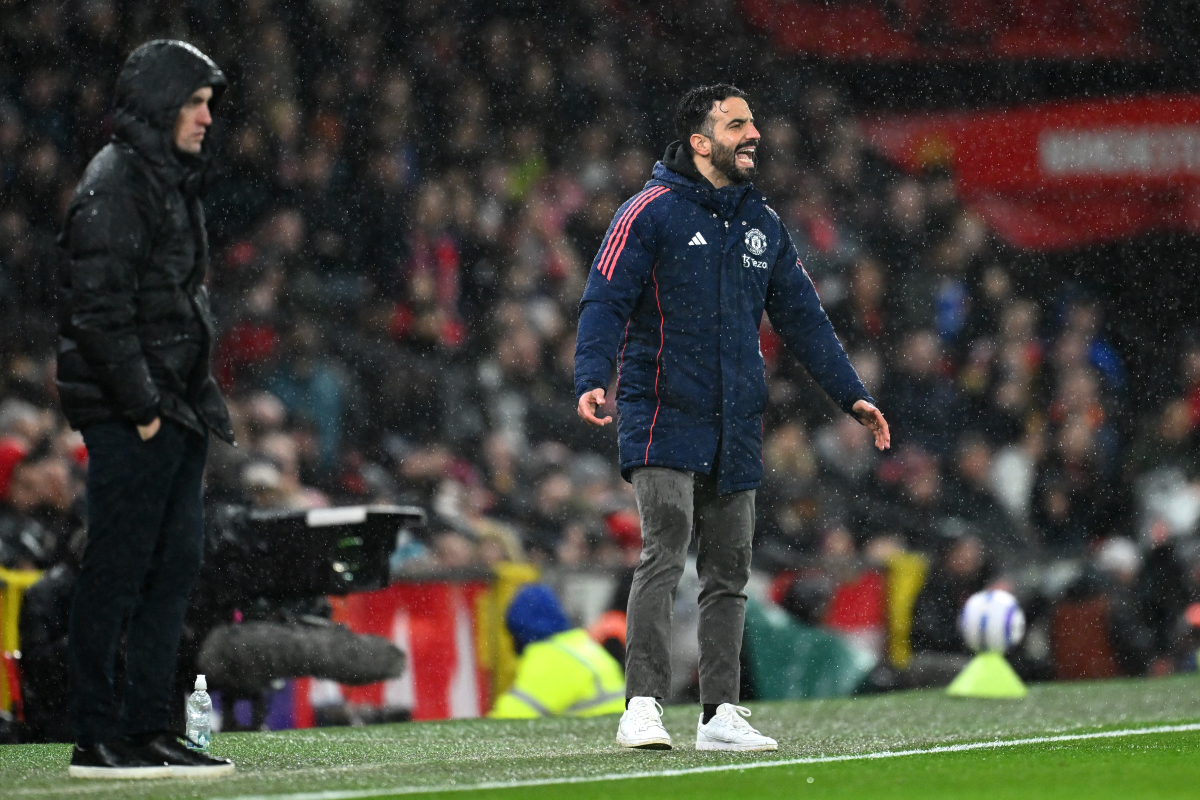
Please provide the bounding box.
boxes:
[68,419,208,746]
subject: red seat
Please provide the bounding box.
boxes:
[1,651,22,722]
[1051,596,1123,681]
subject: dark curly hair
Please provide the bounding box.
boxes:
[674,84,747,153]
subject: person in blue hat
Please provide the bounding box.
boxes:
[489,584,625,719]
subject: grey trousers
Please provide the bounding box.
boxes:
[625,467,755,704]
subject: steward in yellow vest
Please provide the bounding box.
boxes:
[488,584,625,719]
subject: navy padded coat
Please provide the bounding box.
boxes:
[574,144,872,494]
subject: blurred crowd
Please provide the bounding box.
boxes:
[3,0,1200,684]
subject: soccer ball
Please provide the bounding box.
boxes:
[958,590,1025,653]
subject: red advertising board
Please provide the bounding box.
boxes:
[281,580,492,728]
[861,94,1200,249]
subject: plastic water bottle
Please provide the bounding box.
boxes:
[185,674,212,750]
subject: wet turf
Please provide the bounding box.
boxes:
[3,675,1198,799]
[411,731,1200,800]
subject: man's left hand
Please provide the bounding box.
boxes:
[137,416,162,441]
[852,400,890,451]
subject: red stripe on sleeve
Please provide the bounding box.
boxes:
[604,187,668,279]
[596,187,663,279]
[596,186,669,280]
[594,191,652,279]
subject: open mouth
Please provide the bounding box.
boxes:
[736,145,756,168]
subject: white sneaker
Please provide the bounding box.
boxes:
[696,703,778,751]
[616,696,672,749]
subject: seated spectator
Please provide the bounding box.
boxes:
[1170,603,1200,673]
[1137,529,1195,671]
[0,398,55,450]
[250,431,329,510]
[812,413,881,533]
[869,176,929,276]
[819,527,887,657]
[888,446,951,553]
[911,533,992,656]
[941,432,1029,563]
[475,519,526,566]
[884,330,964,457]
[17,529,86,742]
[266,321,349,474]
[1033,418,1114,555]
[777,572,836,628]
[0,434,28,502]
[756,421,821,565]
[1051,538,1154,680]
[522,470,579,563]
[489,584,625,719]
[590,569,635,666]
[1125,398,1198,481]
[903,534,992,687]
[431,529,481,570]
[0,447,82,569]
[827,257,891,352]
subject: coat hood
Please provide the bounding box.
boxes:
[505,584,572,652]
[112,40,225,176]
[652,140,754,219]
[115,39,226,131]
[662,139,711,186]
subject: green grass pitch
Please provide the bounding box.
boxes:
[3,676,1199,799]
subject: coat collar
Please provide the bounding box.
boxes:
[649,140,755,220]
[112,109,209,195]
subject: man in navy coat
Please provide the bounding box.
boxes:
[574,85,890,751]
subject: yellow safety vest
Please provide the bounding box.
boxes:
[488,628,625,718]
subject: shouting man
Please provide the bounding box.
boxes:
[574,85,890,751]
[58,40,236,778]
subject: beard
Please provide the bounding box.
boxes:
[710,138,756,184]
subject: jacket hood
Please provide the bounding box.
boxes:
[115,40,226,131]
[652,140,754,218]
[663,140,710,186]
[505,584,572,651]
[112,40,225,177]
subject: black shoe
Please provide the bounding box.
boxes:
[125,733,236,778]
[68,741,171,779]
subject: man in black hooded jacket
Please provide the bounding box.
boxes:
[57,40,235,778]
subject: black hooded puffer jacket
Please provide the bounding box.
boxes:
[56,40,235,443]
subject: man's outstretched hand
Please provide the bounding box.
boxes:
[578,388,612,426]
[580,389,884,446]
[852,399,890,451]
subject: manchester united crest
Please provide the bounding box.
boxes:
[745,228,767,256]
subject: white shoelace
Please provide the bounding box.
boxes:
[716,704,760,733]
[626,699,666,733]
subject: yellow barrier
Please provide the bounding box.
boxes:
[0,567,44,713]
[474,562,539,705]
[885,552,929,669]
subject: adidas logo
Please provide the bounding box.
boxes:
[688,232,708,246]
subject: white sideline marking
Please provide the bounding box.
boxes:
[216,722,1200,800]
